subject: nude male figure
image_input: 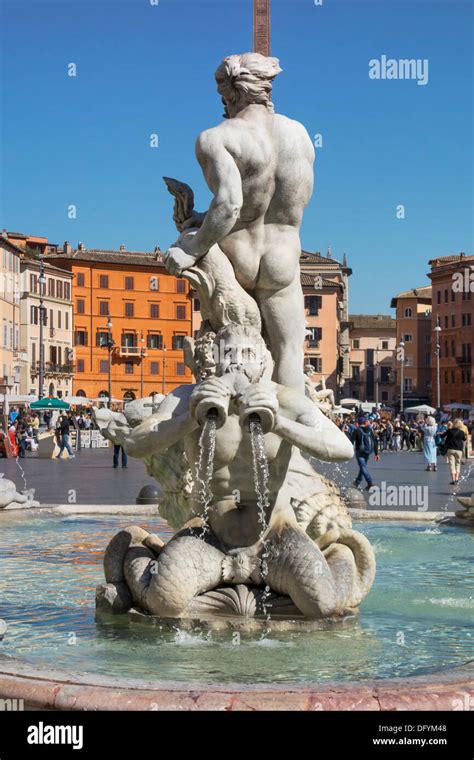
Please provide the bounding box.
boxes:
[126,325,353,549]
[164,53,315,393]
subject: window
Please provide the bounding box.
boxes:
[30,274,37,293]
[305,295,322,315]
[381,391,388,402]
[444,289,448,303]
[404,308,412,318]
[57,311,61,329]
[452,315,456,327]
[351,365,360,379]
[74,330,88,346]
[172,335,185,350]
[125,362,134,375]
[77,299,85,314]
[122,333,136,348]
[99,275,109,289]
[65,312,69,330]
[425,334,431,343]
[451,289,455,302]
[444,341,449,358]
[451,340,456,357]
[444,315,448,328]
[462,313,472,326]
[150,304,160,319]
[150,361,159,375]
[150,276,159,291]
[307,357,322,373]
[176,279,186,293]
[381,340,389,350]
[77,272,85,287]
[49,309,54,328]
[444,371,448,383]
[176,305,186,320]
[147,333,163,349]
[124,302,134,318]
[176,362,186,375]
[99,301,109,316]
[352,339,360,349]
[48,279,55,297]
[194,298,201,311]
[403,334,413,342]
[96,332,109,347]
[451,370,455,383]
[403,377,412,392]
[77,359,84,373]
[31,342,36,366]
[425,353,431,366]
[437,291,441,304]
[380,366,392,382]
[99,360,108,374]
[30,305,38,325]
[64,282,71,300]
[125,276,134,290]
[56,281,63,299]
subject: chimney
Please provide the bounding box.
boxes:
[77,242,84,251]
[64,241,72,254]
[119,245,126,252]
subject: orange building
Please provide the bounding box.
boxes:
[47,245,193,400]
[390,286,432,407]
[428,253,474,407]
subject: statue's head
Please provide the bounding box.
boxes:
[213,323,267,384]
[215,53,282,118]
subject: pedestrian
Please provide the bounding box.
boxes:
[441,419,467,485]
[57,413,75,459]
[113,444,127,469]
[351,416,379,490]
[421,415,438,471]
[43,410,52,430]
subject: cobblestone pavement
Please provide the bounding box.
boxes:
[1,447,472,510]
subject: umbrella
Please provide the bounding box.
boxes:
[30,397,70,411]
[66,396,93,405]
[404,404,436,415]
[340,398,361,407]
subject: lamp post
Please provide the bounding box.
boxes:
[105,319,114,408]
[434,318,442,412]
[399,339,405,417]
[38,257,47,399]
[140,332,145,398]
[161,344,167,396]
[375,341,380,410]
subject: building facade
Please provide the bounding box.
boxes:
[347,314,397,405]
[47,246,193,400]
[390,286,433,408]
[428,253,474,407]
[0,236,22,395]
[300,250,352,398]
[19,259,74,398]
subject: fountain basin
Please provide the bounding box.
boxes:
[0,512,472,709]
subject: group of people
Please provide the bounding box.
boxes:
[1,409,41,458]
[337,412,472,490]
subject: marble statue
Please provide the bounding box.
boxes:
[96,52,376,626]
[304,365,336,415]
[0,475,38,510]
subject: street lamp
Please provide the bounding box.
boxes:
[399,339,405,417]
[161,344,167,396]
[140,332,145,398]
[434,317,442,412]
[375,340,381,410]
[105,319,114,408]
[38,257,47,399]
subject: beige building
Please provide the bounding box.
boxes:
[0,235,22,395]
[390,286,433,407]
[347,314,397,405]
[19,259,74,398]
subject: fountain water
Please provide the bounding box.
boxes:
[194,410,218,538]
[248,414,272,621]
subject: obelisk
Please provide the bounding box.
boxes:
[253,0,271,56]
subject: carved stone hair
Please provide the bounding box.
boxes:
[215,53,282,113]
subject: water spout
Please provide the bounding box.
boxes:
[248,413,272,623]
[194,409,218,538]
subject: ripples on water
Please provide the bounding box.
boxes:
[0,515,472,684]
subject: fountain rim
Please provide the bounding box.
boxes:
[0,654,472,711]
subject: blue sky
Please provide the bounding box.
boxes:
[1,0,472,313]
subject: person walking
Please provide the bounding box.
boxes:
[352,417,379,490]
[441,419,467,485]
[113,444,127,469]
[57,413,75,459]
[421,415,438,471]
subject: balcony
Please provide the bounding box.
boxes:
[30,362,74,376]
[118,346,146,358]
